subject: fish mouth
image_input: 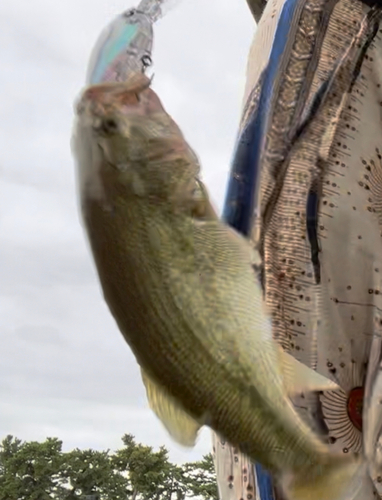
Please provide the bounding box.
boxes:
[75,72,163,134]
[82,72,150,106]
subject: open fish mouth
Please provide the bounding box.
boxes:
[77,74,148,117]
[75,74,167,135]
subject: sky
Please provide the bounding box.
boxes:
[0,0,255,463]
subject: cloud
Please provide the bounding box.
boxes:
[0,0,254,463]
[2,396,213,462]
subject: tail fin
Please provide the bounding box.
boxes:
[281,456,365,500]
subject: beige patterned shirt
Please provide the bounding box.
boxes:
[214,0,382,497]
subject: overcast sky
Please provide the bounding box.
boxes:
[0,0,254,463]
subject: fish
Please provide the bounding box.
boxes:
[71,73,363,500]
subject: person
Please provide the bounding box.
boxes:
[214,0,382,498]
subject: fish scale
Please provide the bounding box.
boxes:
[72,77,358,500]
[84,196,323,473]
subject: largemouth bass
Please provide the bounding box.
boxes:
[71,73,362,500]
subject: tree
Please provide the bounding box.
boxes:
[112,436,218,500]
[0,435,66,500]
[0,433,218,500]
[62,448,129,499]
[180,454,218,500]
[113,434,174,500]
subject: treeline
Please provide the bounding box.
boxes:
[0,433,218,500]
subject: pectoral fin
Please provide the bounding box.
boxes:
[140,369,201,447]
[279,347,339,393]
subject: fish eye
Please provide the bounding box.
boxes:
[101,119,118,135]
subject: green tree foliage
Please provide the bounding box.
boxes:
[0,434,218,500]
[181,454,218,500]
[113,434,173,500]
[62,448,129,499]
[0,435,66,500]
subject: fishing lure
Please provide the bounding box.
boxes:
[86,0,179,85]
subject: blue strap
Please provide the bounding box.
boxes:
[254,464,276,500]
[222,0,298,236]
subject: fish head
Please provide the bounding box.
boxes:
[72,72,200,203]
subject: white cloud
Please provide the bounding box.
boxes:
[0,0,254,463]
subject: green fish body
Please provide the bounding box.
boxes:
[72,74,361,500]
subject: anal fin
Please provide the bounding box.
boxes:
[140,368,202,447]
